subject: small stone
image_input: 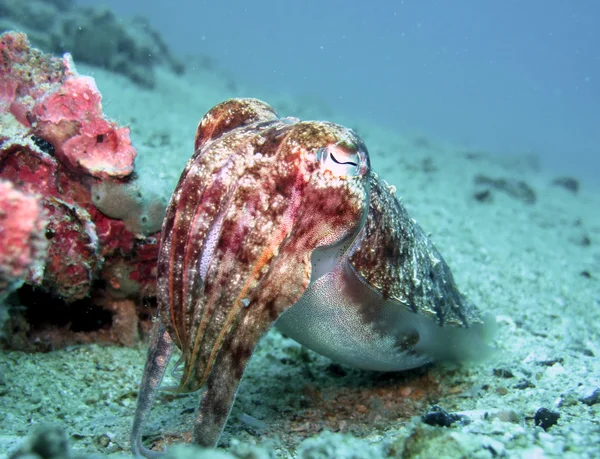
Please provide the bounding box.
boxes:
[496,387,508,395]
[534,407,560,431]
[473,188,492,203]
[474,175,536,204]
[487,409,520,423]
[493,368,514,378]
[513,379,535,390]
[422,157,437,173]
[580,388,600,406]
[557,392,579,407]
[536,357,564,367]
[95,433,111,448]
[422,405,466,427]
[576,234,592,247]
[551,176,579,194]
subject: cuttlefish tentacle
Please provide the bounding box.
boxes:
[131,321,173,458]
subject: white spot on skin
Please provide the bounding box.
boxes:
[412,252,420,286]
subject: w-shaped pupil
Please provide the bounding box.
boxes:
[330,152,358,166]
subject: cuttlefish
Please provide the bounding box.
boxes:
[131,98,490,456]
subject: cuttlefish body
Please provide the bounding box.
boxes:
[131,99,489,456]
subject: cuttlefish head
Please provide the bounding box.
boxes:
[157,99,374,393]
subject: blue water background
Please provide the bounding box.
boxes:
[77,0,599,185]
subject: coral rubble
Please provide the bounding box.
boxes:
[0,31,164,349]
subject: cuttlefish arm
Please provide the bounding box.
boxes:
[192,218,339,444]
[132,99,370,455]
[131,322,173,458]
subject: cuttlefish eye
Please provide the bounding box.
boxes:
[317,144,367,177]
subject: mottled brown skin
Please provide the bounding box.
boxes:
[131,99,486,457]
[348,175,479,327]
[161,100,369,394]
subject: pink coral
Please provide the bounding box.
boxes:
[0,180,47,293]
[0,31,160,349]
[0,78,17,113]
[1,32,136,179]
[33,76,103,124]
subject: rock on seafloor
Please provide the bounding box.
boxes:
[0,0,185,88]
[0,31,167,350]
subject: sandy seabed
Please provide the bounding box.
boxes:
[1,61,599,459]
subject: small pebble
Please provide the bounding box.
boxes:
[422,405,466,427]
[493,368,514,378]
[481,436,506,456]
[473,189,492,203]
[551,176,579,194]
[474,175,536,204]
[95,433,111,448]
[488,409,520,423]
[580,388,600,406]
[534,407,560,431]
[577,234,592,247]
[237,413,267,431]
[557,393,579,407]
[513,379,535,390]
[536,357,564,367]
